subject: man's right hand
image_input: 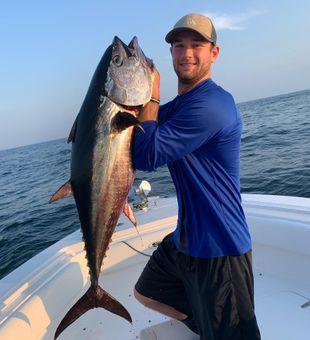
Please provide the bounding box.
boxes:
[151,67,160,102]
[137,67,160,123]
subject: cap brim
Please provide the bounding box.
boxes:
[165,27,213,44]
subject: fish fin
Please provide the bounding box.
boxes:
[137,124,145,133]
[111,111,140,133]
[67,115,78,143]
[54,285,131,339]
[49,181,73,203]
[123,200,137,226]
[123,201,142,240]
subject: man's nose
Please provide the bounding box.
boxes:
[183,47,194,58]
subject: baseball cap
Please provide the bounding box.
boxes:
[165,13,217,44]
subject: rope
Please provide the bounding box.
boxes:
[121,240,151,257]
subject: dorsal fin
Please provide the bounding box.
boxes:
[67,115,79,143]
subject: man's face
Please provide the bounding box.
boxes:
[170,30,219,86]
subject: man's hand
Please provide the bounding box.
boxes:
[138,67,160,123]
[151,67,160,101]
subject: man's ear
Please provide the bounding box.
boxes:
[211,45,220,63]
[170,45,172,54]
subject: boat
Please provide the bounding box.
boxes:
[0,192,309,339]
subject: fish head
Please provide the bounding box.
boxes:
[105,36,154,107]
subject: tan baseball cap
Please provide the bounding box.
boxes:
[165,13,217,44]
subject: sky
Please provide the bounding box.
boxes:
[0,0,309,151]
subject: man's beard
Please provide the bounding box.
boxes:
[173,61,209,86]
[175,69,205,85]
[177,74,197,84]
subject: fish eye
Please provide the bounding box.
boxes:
[112,55,123,66]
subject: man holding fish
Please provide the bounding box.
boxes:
[133,13,261,340]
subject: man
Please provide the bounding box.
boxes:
[133,13,261,340]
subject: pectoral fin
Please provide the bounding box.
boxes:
[111,111,142,133]
[49,181,73,203]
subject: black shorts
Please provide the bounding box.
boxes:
[135,233,261,340]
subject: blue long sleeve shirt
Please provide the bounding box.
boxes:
[133,79,251,258]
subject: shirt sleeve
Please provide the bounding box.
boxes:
[133,95,237,171]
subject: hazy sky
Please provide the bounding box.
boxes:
[1,0,309,150]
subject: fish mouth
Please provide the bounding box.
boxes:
[111,99,142,116]
[121,104,141,113]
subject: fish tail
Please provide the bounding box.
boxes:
[54,285,132,339]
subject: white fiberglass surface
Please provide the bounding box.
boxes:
[54,240,310,340]
[1,195,310,340]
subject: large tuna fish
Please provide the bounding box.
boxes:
[49,36,154,339]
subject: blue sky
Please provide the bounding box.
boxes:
[1,0,309,150]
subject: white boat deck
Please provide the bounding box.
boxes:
[0,194,310,339]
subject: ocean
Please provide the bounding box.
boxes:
[0,89,309,279]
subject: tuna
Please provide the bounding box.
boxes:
[49,36,154,339]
